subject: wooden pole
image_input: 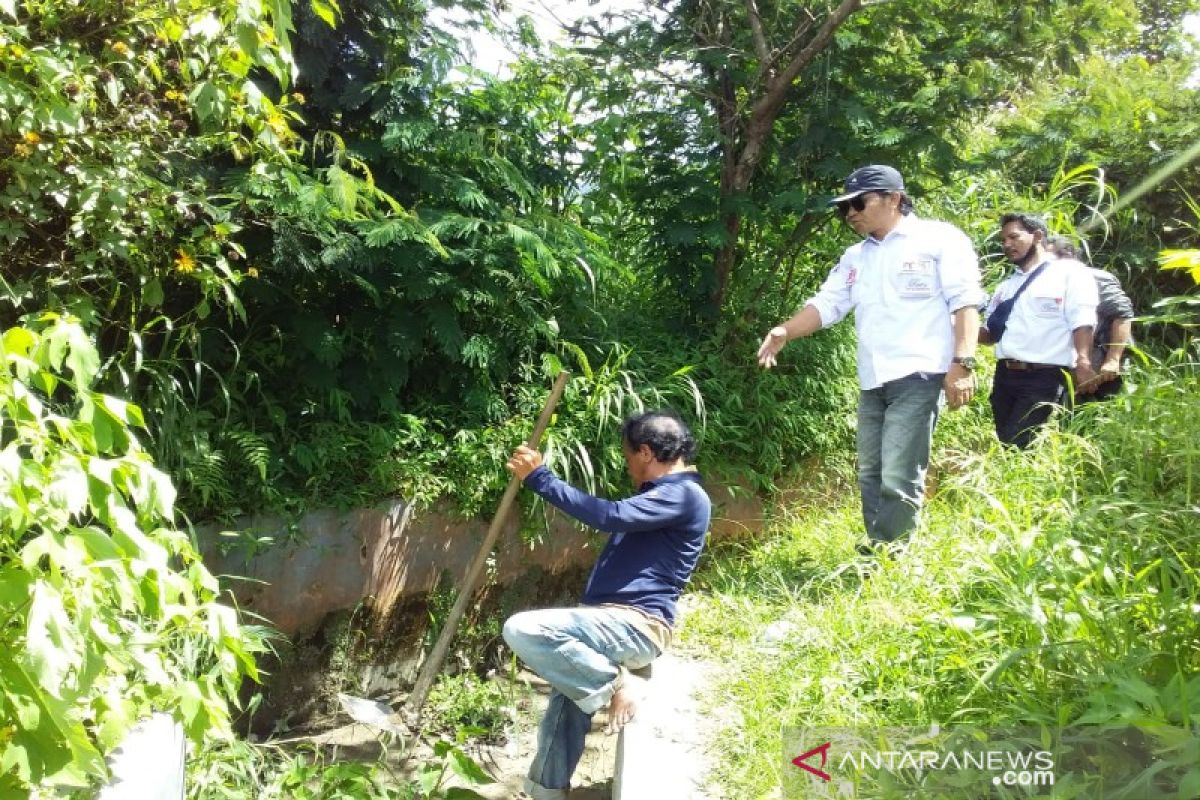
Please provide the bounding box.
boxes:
[406,371,571,714]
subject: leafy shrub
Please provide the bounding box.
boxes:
[0,314,265,795]
[425,672,514,737]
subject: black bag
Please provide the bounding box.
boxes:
[986,262,1049,342]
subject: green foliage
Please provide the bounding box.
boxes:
[0,0,298,299]
[189,736,493,799]
[425,672,514,736]
[534,0,1184,321]
[685,350,1200,798]
[0,315,266,795]
[4,0,1197,556]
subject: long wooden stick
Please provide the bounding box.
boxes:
[406,371,571,714]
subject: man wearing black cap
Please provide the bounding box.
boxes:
[757,165,983,547]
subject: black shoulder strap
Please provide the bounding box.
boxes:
[1007,260,1051,306]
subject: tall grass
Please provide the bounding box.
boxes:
[684,349,1200,798]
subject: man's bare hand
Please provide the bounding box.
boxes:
[1099,359,1122,384]
[506,445,543,481]
[943,364,976,409]
[1073,363,1100,395]
[757,326,789,369]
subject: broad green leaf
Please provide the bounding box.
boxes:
[2,326,35,358]
[191,81,226,123]
[47,455,89,516]
[2,655,104,783]
[449,747,494,785]
[71,527,123,562]
[25,582,79,694]
[0,566,32,610]
[1159,249,1200,285]
[444,789,490,799]
[311,0,339,28]
[63,323,99,385]
[142,277,164,308]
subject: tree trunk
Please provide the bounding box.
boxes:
[709,0,863,312]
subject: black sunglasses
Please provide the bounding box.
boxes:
[834,191,885,217]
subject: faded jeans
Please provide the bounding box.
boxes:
[857,372,944,543]
[502,606,659,792]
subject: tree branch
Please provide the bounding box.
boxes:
[744,0,771,64]
[773,0,864,93]
[730,0,863,191]
[568,18,724,104]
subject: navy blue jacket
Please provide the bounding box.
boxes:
[522,466,711,627]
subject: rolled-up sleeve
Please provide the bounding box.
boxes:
[805,256,855,328]
[1064,264,1099,331]
[938,227,984,312]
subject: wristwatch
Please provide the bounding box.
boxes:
[952,356,977,371]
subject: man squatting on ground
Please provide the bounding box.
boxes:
[1045,235,1136,403]
[501,410,712,800]
[980,214,1100,448]
[757,165,983,545]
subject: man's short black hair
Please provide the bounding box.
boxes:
[1000,212,1049,238]
[621,410,697,464]
[1045,234,1078,259]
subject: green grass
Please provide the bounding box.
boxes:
[682,351,1200,799]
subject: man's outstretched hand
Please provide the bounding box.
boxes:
[757,326,789,369]
[506,445,543,481]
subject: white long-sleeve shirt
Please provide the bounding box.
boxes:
[987,259,1098,366]
[805,214,984,390]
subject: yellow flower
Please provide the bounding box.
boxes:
[266,113,289,137]
[9,45,25,59]
[291,92,305,104]
[13,143,32,158]
[111,42,131,57]
[165,90,184,102]
[246,267,259,278]
[174,250,196,273]
[23,132,41,145]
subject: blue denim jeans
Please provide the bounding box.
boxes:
[502,607,660,792]
[857,372,944,542]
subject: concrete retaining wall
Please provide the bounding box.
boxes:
[203,481,766,638]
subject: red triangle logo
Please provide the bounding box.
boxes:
[792,741,832,781]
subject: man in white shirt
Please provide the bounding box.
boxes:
[757,165,983,546]
[981,214,1100,448]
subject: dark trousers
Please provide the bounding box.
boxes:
[990,363,1069,449]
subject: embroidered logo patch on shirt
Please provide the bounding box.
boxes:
[845,267,857,286]
[895,258,936,298]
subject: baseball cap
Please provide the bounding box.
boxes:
[830,165,905,203]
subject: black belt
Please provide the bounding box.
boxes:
[1001,359,1062,371]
